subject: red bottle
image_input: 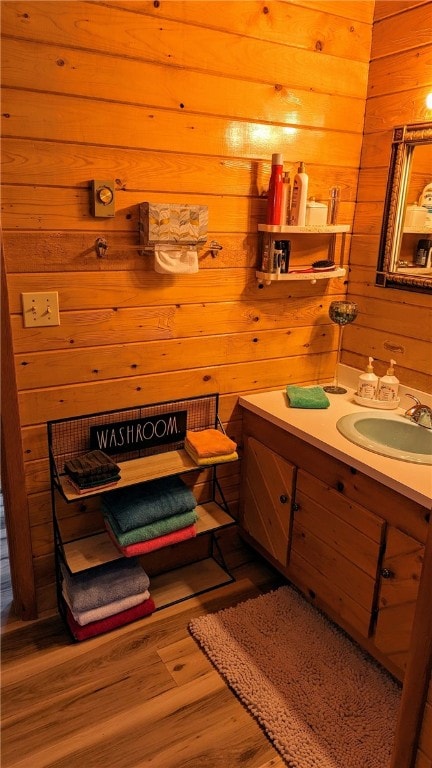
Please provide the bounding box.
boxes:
[266,153,284,225]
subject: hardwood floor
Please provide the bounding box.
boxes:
[1,519,286,768]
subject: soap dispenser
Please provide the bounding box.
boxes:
[377,359,399,402]
[358,357,378,400]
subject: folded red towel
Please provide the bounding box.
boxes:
[64,596,155,641]
[185,428,237,458]
[105,518,197,556]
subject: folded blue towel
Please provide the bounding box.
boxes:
[60,557,150,612]
[101,475,197,533]
[103,507,198,546]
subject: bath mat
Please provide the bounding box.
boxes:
[189,585,401,767]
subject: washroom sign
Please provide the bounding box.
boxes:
[89,410,187,455]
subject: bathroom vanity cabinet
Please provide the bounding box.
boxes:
[240,409,429,681]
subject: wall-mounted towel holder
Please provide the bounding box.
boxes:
[139,202,208,251]
[138,202,211,274]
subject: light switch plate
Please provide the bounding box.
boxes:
[21,292,60,327]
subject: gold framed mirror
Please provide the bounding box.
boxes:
[376,122,432,293]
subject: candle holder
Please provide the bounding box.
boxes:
[323,300,358,394]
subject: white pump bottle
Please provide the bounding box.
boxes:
[357,357,378,400]
[289,162,308,226]
[377,360,399,402]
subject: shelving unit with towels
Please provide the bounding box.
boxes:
[48,393,237,640]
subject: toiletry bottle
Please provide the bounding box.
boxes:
[280,240,291,273]
[259,232,271,272]
[327,186,340,225]
[281,171,291,225]
[415,238,432,267]
[377,359,399,402]
[290,161,308,226]
[305,197,328,226]
[273,241,284,274]
[266,153,284,225]
[358,357,378,400]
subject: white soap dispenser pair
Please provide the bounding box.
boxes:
[358,357,378,400]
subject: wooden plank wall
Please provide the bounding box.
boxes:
[416,676,432,767]
[1,0,375,617]
[345,0,432,392]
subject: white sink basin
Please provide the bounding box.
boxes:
[336,411,432,464]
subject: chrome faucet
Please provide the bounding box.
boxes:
[404,394,432,429]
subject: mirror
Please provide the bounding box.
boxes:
[376,122,432,293]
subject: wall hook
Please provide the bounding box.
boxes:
[95,237,108,258]
[209,240,223,258]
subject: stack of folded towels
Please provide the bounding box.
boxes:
[101,476,198,557]
[184,428,238,465]
[64,450,121,494]
[61,557,154,641]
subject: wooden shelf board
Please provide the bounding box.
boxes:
[62,532,122,573]
[57,449,200,502]
[403,226,432,234]
[151,558,233,608]
[61,502,235,573]
[256,267,346,284]
[258,224,350,233]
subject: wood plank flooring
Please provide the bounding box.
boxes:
[1,505,286,768]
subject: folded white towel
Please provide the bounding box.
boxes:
[154,248,198,274]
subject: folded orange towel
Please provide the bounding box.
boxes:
[185,428,237,458]
[184,443,238,466]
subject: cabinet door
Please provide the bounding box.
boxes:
[289,469,385,638]
[241,436,296,568]
[375,525,424,675]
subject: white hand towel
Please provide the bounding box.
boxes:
[154,248,198,274]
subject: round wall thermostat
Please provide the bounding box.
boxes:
[97,185,114,205]
[91,179,115,217]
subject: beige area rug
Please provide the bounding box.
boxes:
[189,586,401,768]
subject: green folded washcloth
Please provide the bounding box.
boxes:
[286,385,330,409]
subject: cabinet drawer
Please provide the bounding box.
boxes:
[289,470,385,637]
[241,436,295,567]
[375,526,424,674]
[294,469,385,580]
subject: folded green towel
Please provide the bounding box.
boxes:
[286,385,330,409]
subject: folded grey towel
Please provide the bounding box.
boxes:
[102,475,197,533]
[60,557,149,612]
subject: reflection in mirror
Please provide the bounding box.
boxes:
[376,122,432,293]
